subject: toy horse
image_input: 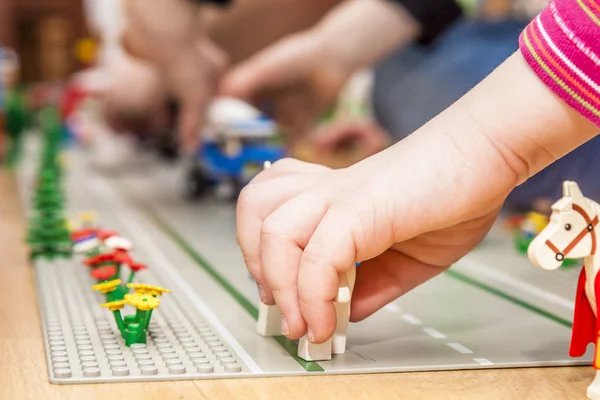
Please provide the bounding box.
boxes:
[528,181,600,399]
[256,268,356,361]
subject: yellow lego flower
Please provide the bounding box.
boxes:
[125,292,160,311]
[58,153,69,168]
[92,279,121,294]
[79,211,99,225]
[75,37,98,64]
[101,300,127,311]
[127,283,170,297]
[66,219,76,231]
[523,211,549,234]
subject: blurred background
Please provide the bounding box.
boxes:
[0,0,597,229]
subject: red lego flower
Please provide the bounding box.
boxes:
[71,228,97,242]
[504,215,525,230]
[129,262,147,272]
[114,250,134,265]
[84,252,119,267]
[91,265,118,281]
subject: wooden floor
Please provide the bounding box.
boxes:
[0,170,591,399]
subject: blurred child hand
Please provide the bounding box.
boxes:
[123,0,227,148]
[221,0,419,143]
[236,53,598,343]
[220,31,350,144]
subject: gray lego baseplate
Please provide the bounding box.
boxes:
[36,259,250,383]
[16,134,591,384]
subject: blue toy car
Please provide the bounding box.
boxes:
[186,99,285,200]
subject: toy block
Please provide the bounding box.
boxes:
[298,336,332,361]
[256,303,281,336]
[297,268,356,361]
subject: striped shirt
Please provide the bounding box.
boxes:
[519,0,600,127]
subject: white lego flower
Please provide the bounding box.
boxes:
[104,236,133,251]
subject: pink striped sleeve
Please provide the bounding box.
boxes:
[519,0,600,127]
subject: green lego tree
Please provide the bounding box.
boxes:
[26,107,71,260]
[27,173,71,259]
[4,87,31,168]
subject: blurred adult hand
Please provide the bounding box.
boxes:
[123,0,227,148]
[220,0,418,144]
[219,31,351,144]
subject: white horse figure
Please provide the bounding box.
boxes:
[257,268,356,361]
[528,181,600,400]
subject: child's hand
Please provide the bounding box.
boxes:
[236,53,599,344]
[236,124,514,343]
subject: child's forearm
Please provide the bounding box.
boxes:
[459,0,600,186]
[416,52,597,190]
[462,53,597,183]
[373,52,596,233]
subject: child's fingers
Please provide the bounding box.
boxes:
[297,205,358,343]
[260,191,333,339]
[219,52,286,101]
[251,158,330,184]
[219,34,316,100]
[349,250,447,322]
[236,173,326,305]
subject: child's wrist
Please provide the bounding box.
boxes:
[458,53,598,183]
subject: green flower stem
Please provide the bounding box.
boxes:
[134,308,144,324]
[136,309,152,343]
[115,263,121,281]
[111,310,126,335]
[127,270,136,285]
[142,309,153,332]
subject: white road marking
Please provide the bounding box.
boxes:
[422,328,446,339]
[446,343,473,354]
[88,169,263,373]
[401,314,422,325]
[473,358,494,365]
[455,256,575,311]
[384,303,401,313]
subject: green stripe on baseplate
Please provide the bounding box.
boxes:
[444,269,573,329]
[114,182,324,372]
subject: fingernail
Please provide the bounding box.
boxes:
[281,316,289,335]
[257,285,267,304]
[308,329,315,343]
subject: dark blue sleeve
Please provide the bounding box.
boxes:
[390,0,463,45]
